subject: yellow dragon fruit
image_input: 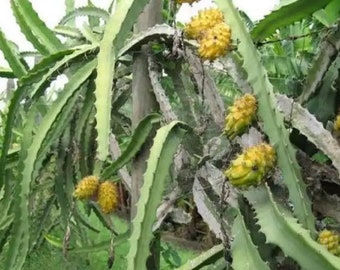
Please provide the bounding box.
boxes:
[225,143,276,187]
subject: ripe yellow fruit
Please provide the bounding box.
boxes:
[334,114,340,132]
[176,0,199,4]
[225,143,276,187]
[184,8,224,39]
[318,229,340,256]
[198,23,231,61]
[73,175,99,200]
[97,181,119,214]
[224,94,257,139]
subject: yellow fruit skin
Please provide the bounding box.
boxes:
[224,94,257,139]
[184,8,224,39]
[176,0,198,4]
[334,114,340,132]
[318,229,340,256]
[225,143,276,188]
[73,175,99,200]
[97,181,119,214]
[198,23,231,61]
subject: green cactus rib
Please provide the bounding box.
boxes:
[55,131,72,226]
[243,184,340,270]
[0,67,15,78]
[54,25,83,40]
[5,104,36,270]
[298,25,340,104]
[127,121,190,270]
[0,173,14,233]
[30,196,56,251]
[118,24,175,58]
[276,94,340,177]
[94,0,151,164]
[177,244,224,270]
[58,6,110,25]
[36,79,90,174]
[306,54,340,124]
[101,113,161,179]
[79,113,95,176]
[74,79,96,143]
[0,47,94,190]
[231,209,270,270]
[19,45,95,86]
[0,29,27,78]
[0,82,29,189]
[214,0,315,234]
[4,60,96,270]
[10,0,64,55]
[79,24,101,44]
[28,45,97,99]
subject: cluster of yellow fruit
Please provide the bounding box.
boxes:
[184,8,232,61]
[225,143,276,187]
[318,229,340,256]
[73,175,119,214]
[223,94,276,187]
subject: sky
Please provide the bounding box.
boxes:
[0,0,279,96]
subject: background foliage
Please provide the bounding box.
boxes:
[0,0,340,269]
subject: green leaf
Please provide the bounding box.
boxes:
[215,0,315,234]
[127,121,190,270]
[314,0,340,26]
[312,152,329,163]
[101,113,161,179]
[0,29,27,78]
[43,233,64,248]
[11,0,64,55]
[251,0,332,42]
[243,184,340,270]
[231,210,270,270]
